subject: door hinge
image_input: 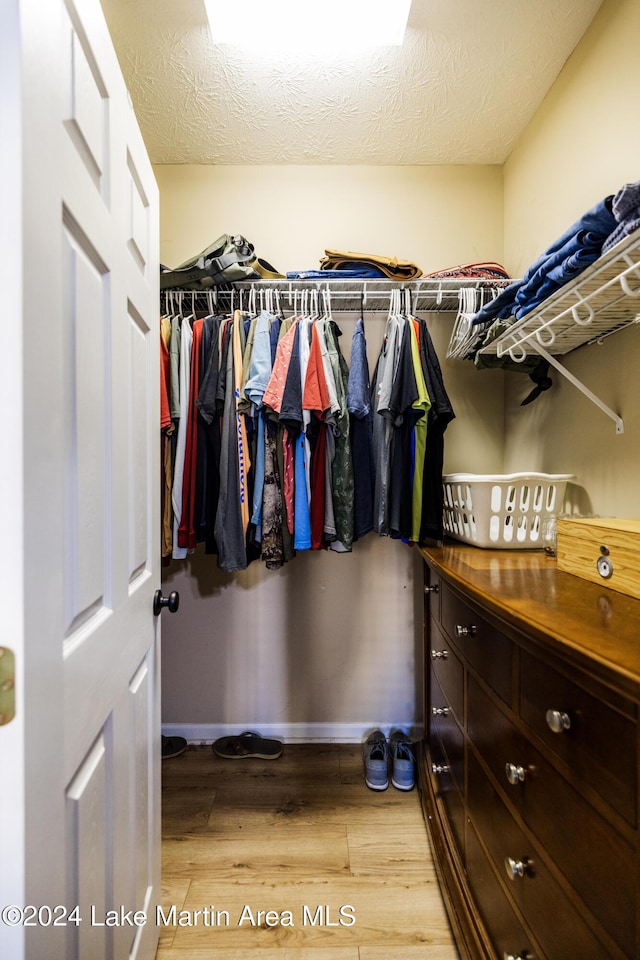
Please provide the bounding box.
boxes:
[0,647,16,725]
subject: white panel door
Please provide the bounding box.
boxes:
[0,1,161,959]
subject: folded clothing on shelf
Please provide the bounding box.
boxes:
[320,248,422,281]
[422,262,510,281]
[287,267,387,280]
[602,180,640,254]
[471,195,617,330]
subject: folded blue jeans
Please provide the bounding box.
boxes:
[472,196,616,327]
[286,268,386,280]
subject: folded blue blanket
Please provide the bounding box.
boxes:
[513,232,606,318]
[602,180,640,254]
[472,196,616,326]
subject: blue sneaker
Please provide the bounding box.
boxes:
[363,730,389,791]
[390,730,415,791]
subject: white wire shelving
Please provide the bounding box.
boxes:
[477,226,640,434]
[160,277,511,316]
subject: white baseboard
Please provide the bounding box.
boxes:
[161,721,423,744]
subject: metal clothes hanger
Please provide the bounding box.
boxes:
[412,281,422,316]
[388,287,401,319]
[404,287,411,317]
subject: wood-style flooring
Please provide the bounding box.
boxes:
[157,742,460,959]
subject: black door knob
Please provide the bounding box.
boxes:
[153,589,180,616]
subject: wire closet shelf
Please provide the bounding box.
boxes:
[477,225,640,362]
[476,225,640,435]
[160,277,512,317]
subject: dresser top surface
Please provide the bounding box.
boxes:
[421,544,640,695]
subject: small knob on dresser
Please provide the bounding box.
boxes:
[431,650,448,660]
[424,584,439,594]
[431,707,450,717]
[504,952,534,960]
[455,623,477,638]
[431,763,450,775]
[505,762,527,785]
[545,709,571,734]
[504,856,530,881]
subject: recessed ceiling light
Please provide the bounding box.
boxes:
[204,0,412,53]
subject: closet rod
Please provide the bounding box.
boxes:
[160,277,511,313]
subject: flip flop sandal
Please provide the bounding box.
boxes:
[212,731,283,760]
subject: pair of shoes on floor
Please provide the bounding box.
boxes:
[363,729,416,791]
[212,730,283,760]
[162,735,188,759]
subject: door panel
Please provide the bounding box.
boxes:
[70,30,107,182]
[128,309,152,582]
[127,153,151,273]
[1,1,160,958]
[66,728,111,960]
[130,657,151,908]
[62,216,110,637]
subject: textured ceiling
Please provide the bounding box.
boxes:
[101,0,603,165]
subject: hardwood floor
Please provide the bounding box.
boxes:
[157,742,460,959]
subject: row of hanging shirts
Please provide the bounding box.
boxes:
[159,288,455,573]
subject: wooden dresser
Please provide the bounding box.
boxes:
[419,545,640,960]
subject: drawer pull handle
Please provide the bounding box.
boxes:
[455,624,477,638]
[431,650,449,660]
[545,709,571,734]
[504,953,533,960]
[424,584,439,595]
[505,763,527,785]
[432,707,450,717]
[504,856,530,881]
[432,763,449,775]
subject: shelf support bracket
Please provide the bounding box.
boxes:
[529,342,624,435]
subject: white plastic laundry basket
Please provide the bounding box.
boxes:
[442,472,573,548]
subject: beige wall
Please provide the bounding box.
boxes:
[161,537,425,739]
[158,164,506,735]
[155,163,504,278]
[502,0,640,516]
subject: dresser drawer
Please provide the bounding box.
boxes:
[469,676,636,958]
[521,739,635,958]
[520,649,637,825]
[429,739,465,858]
[441,581,513,704]
[468,672,522,791]
[430,671,464,795]
[468,750,615,960]
[429,619,464,722]
[466,820,539,960]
